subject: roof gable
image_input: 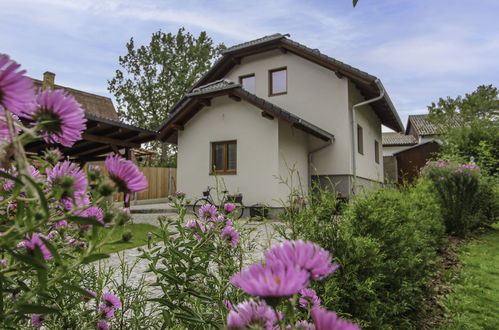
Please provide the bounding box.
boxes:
[176,33,403,132]
[382,132,418,146]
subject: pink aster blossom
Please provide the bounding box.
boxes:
[65,235,86,248]
[224,203,236,213]
[226,299,277,330]
[102,292,121,309]
[231,260,309,297]
[265,240,339,280]
[32,88,86,147]
[105,154,148,193]
[0,54,35,116]
[198,204,217,219]
[82,290,97,301]
[21,233,52,260]
[185,220,206,240]
[97,320,109,330]
[54,220,68,228]
[299,288,321,309]
[80,206,104,230]
[31,314,43,328]
[294,320,315,329]
[99,304,115,319]
[311,307,360,330]
[221,226,240,247]
[46,161,88,200]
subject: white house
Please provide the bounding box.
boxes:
[159,34,403,206]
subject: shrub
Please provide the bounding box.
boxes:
[475,175,499,227]
[281,183,445,329]
[422,160,481,236]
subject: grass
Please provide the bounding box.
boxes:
[98,223,161,254]
[440,223,499,329]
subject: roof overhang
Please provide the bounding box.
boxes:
[25,113,158,162]
[159,82,334,144]
[171,34,403,132]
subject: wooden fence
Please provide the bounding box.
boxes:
[112,167,176,202]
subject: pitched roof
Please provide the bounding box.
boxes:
[170,33,403,132]
[160,79,334,143]
[406,114,440,136]
[382,132,418,146]
[31,79,119,121]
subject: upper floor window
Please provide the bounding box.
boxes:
[269,67,287,96]
[357,125,364,155]
[239,74,255,94]
[211,140,237,175]
[374,140,380,164]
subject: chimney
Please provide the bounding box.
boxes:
[42,71,55,90]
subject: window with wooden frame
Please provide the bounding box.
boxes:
[239,74,256,93]
[374,140,380,164]
[357,125,364,155]
[211,140,237,174]
[269,67,287,96]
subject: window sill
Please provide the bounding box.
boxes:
[210,171,237,176]
[269,92,287,97]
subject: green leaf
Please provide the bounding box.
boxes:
[17,304,59,314]
[66,215,104,226]
[61,284,95,298]
[353,0,359,7]
[81,253,109,264]
[0,171,22,184]
[10,252,47,270]
[21,174,49,219]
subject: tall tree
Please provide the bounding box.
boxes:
[108,28,225,165]
[427,85,499,175]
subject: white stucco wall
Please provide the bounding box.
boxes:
[225,50,352,176]
[177,96,282,207]
[348,82,384,182]
[277,121,309,202]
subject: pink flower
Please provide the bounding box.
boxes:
[198,204,217,219]
[82,290,97,301]
[454,169,464,173]
[224,203,236,213]
[102,292,121,309]
[97,320,109,330]
[105,154,148,193]
[231,260,309,297]
[185,220,206,240]
[81,206,104,229]
[32,88,86,147]
[299,288,321,309]
[65,235,86,248]
[311,307,360,330]
[21,233,52,260]
[0,54,36,116]
[226,299,277,330]
[46,161,88,200]
[99,304,115,319]
[292,321,315,329]
[221,226,240,247]
[265,240,339,280]
[54,220,68,228]
[31,314,43,328]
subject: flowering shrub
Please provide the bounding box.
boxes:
[0,54,148,328]
[422,160,481,236]
[227,240,359,329]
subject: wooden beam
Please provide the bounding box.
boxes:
[335,71,344,79]
[261,112,274,120]
[172,124,184,131]
[231,57,241,65]
[198,98,211,106]
[229,94,241,102]
[82,133,140,148]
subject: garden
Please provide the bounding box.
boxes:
[1,54,498,329]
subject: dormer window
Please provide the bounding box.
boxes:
[269,67,287,96]
[239,74,256,93]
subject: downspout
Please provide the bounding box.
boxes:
[308,139,333,190]
[351,78,385,194]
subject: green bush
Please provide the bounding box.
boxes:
[475,175,499,227]
[422,160,481,236]
[282,182,445,329]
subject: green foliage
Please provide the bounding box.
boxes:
[422,161,481,237]
[98,223,161,254]
[427,85,499,176]
[108,27,225,164]
[281,183,445,329]
[139,195,255,329]
[475,175,499,227]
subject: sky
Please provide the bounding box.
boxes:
[1,0,498,132]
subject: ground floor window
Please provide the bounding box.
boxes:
[211,140,237,174]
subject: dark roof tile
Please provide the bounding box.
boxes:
[382,132,418,146]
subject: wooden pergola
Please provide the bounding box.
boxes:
[25,113,158,164]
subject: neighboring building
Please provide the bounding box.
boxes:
[159,34,403,206]
[382,114,444,183]
[26,72,157,163]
